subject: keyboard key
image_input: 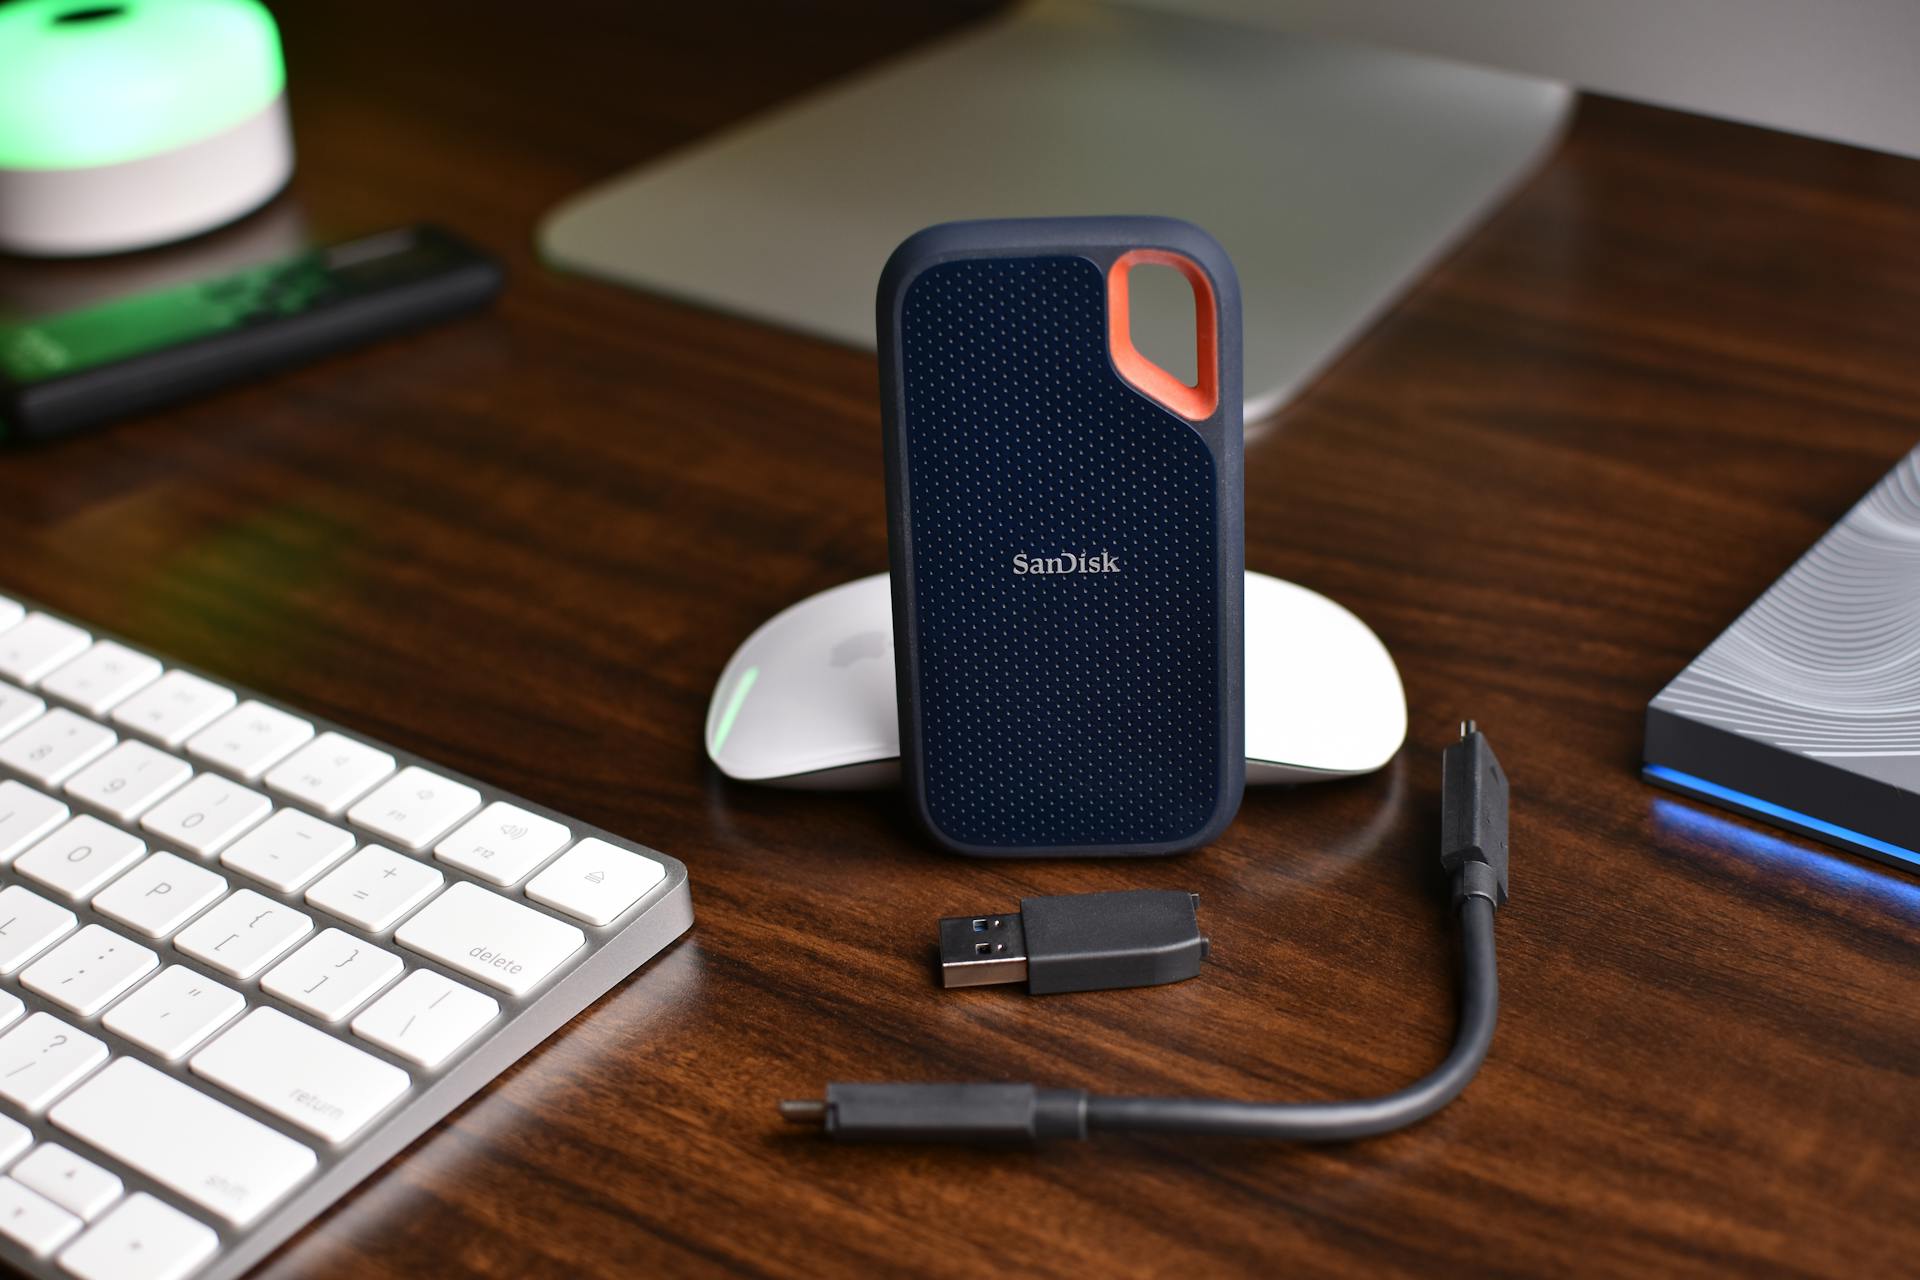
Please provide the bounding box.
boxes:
[21,925,159,1018]
[109,671,235,748]
[0,990,21,1032]
[262,928,402,1022]
[0,615,90,686]
[15,817,145,903]
[91,852,227,940]
[39,641,162,717]
[173,890,311,979]
[192,1008,409,1145]
[265,732,395,816]
[62,740,192,823]
[435,801,571,886]
[351,969,498,1069]
[306,845,443,932]
[526,837,666,926]
[185,700,313,780]
[139,772,271,857]
[0,597,19,632]
[13,1144,121,1221]
[0,682,44,739]
[101,966,244,1061]
[0,779,68,863]
[0,1013,107,1111]
[220,808,355,893]
[0,1114,28,1165]
[0,1176,81,1257]
[396,881,585,997]
[0,709,115,787]
[50,1057,316,1227]
[0,886,77,975]
[348,765,480,851]
[57,1192,218,1280]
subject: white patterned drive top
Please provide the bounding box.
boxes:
[1652,449,1920,791]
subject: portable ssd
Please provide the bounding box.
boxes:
[880,217,1245,857]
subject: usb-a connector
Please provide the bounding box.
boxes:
[937,890,1207,995]
[937,912,1030,987]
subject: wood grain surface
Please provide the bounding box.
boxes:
[2,3,1918,1276]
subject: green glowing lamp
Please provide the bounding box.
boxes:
[0,0,293,257]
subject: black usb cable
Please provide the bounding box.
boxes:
[779,721,1509,1144]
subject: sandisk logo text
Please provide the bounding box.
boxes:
[1012,551,1120,576]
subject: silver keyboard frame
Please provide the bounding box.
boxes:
[0,596,694,1280]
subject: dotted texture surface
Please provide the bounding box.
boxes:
[901,255,1219,848]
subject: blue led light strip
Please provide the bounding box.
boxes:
[1643,763,1920,872]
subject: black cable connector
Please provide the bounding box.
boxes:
[778,722,1510,1145]
[1442,718,1508,911]
[937,890,1208,994]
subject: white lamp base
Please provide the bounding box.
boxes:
[0,94,293,258]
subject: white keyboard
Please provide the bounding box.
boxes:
[0,594,693,1280]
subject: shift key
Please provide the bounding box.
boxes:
[49,1058,315,1227]
[395,881,584,996]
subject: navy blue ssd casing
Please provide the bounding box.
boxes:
[879,217,1245,857]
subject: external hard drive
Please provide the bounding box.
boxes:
[1646,444,1920,877]
[880,217,1245,856]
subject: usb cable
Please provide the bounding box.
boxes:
[779,721,1509,1144]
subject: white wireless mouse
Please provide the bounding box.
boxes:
[706,572,1406,789]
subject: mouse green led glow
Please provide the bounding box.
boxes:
[0,0,294,257]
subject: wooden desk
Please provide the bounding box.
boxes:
[3,3,1918,1275]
